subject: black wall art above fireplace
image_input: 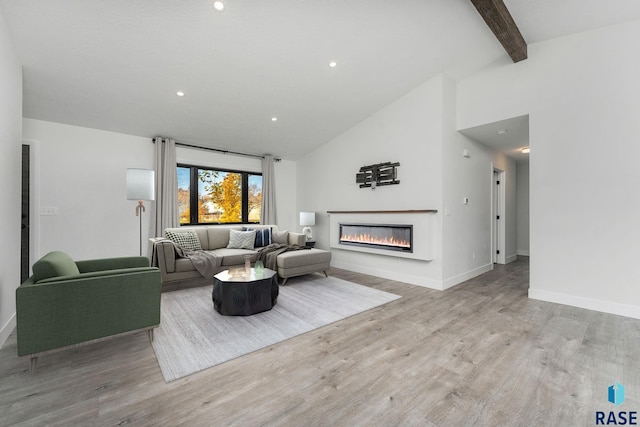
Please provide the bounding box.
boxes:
[355,161,400,189]
[339,223,413,253]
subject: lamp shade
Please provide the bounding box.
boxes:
[299,211,315,226]
[126,168,155,201]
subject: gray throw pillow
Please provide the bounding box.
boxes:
[227,229,256,249]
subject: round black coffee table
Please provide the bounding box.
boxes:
[212,268,279,316]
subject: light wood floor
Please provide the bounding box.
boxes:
[2,257,639,426]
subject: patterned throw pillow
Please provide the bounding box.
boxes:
[243,227,272,247]
[165,230,202,251]
[227,229,256,249]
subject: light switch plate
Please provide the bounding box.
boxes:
[41,207,58,215]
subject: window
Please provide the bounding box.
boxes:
[177,165,262,225]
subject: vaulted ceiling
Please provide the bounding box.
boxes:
[2,1,640,160]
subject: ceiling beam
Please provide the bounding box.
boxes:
[470,0,527,63]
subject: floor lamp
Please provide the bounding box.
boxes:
[126,168,155,256]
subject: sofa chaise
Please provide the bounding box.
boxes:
[16,251,161,373]
[150,224,331,290]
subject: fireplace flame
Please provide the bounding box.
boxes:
[340,233,411,249]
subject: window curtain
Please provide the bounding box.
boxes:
[261,155,277,225]
[154,137,178,235]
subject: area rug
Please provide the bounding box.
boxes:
[151,275,401,382]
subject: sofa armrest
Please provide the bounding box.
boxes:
[149,238,177,274]
[75,256,150,273]
[16,269,161,357]
[288,232,306,246]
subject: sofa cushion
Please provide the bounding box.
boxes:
[272,230,289,244]
[243,227,272,247]
[213,249,258,266]
[276,249,331,269]
[165,230,203,251]
[175,257,198,273]
[32,251,81,283]
[227,229,256,249]
[207,227,239,250]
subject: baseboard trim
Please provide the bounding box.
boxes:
[505,254,518,264]
[517,249,530,256]
[0,312,16,349]
[442,263,493,290]
[330,261,444,290]
[528,289,640,319]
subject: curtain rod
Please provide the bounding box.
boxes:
[152,138,281,162]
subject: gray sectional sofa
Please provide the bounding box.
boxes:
[150,224,331,291]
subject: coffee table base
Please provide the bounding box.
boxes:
[212,269,279,316]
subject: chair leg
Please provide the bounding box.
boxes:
[281,277,288,286]
[148,329,154,342]
[29,356,38,375]
[323,270,328,278]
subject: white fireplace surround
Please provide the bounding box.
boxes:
[328,210,436,261]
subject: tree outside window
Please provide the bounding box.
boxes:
[177,164,262,225]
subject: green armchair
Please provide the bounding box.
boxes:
[16,251,161,373]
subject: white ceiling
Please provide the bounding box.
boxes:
[459,114,530,162]
[2,1,640,160]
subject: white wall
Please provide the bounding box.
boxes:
[22,120,298,262]
[442,77,518,287]
[297,76,447,288]
[500,153,518,264]
[516,161,530,256]
[295,68,524,290]
[23,119,155,259]
[458,19,640,318]
[443,133,517,281]
[297,72,519,290]
[0,9,22,347]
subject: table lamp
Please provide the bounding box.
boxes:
[299,211,315,241]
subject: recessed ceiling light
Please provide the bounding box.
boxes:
[271,117,278,122]
[497,129,508,135]
[329,61,337,68]
[213,1,224,11]
[521,147,530,154]
[176,91,185,97]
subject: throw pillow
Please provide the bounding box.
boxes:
[272,230,289,245]
[165,230,203,251]
[227,229,256,249]
[243,227,272,247]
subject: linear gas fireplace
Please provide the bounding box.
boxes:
[339,223,413,253]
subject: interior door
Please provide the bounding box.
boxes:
[493,170,501,264]
[21,144,30,283]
